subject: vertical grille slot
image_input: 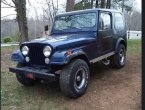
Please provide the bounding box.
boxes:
[28,44,45,65]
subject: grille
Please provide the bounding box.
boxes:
[28,44,45,65]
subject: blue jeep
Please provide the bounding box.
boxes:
[9,8,127,98]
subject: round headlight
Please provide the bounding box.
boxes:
[22,46,29,56]
[43,46,51,57]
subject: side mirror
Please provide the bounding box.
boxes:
[44,25,49,35]
[44,25,49,31]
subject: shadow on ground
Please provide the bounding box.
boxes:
[19,62,112,98]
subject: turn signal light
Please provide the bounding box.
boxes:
[67,51,72,55]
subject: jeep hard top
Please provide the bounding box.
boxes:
[9,8,127,98]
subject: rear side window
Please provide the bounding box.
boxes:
[114,13,125,31]
[99,13,111,30]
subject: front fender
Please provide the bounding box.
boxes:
[11,50,25,63]
[50,49,88,65]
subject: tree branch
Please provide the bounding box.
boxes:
[45,0,54,22]
[27,0,31,5]
[2,19,16,22]
[1,6,14,8]
[1,14,16,19]
[1,0,15,8]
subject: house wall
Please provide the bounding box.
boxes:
[127,31,142,39]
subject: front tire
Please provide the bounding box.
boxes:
[59,59,90,98]
[110,44,126,68]
[16,63,36,86]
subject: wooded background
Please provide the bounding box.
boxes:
[1,0,141,43]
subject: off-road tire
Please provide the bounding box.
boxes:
[110,44,126,68]
[16,63,36,86]
[59,59,90,98]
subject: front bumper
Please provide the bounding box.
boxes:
[9,66,56,81]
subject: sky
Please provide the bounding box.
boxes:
[134,0,141,11]
[1,0,66,19]
[1,0,141,20]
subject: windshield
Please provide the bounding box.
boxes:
[52,12,97,34]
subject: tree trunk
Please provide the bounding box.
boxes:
[101,0,105,8]
[106,0,111,9]
[95,0,99,8]
[122,0,124,12]
[12,0,29,43]
[91,0,93,8]
[66,0,75,12]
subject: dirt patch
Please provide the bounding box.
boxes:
[59,55,141,110]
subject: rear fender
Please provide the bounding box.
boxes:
[115,38,126,52]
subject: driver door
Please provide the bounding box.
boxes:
[97,11,114,56]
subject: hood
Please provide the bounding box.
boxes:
[25,32,96,51]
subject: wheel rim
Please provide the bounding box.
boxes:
[74,67,87,89]
[119,48,125,65]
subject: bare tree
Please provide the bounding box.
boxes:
[39,0,59,33]
[1,0,15,7]
[100,0,105,8]
[1,14,16,19]
[106,0,111,8]
[121,0,124,11]
[95,0,99,8]
[112,0,135,12]
[123,10,141,31]
[12,0,29,43]
[91,0,94,8]
[66,0,75,12]
[1,19,18,38]
[1,0,29,43]
[129,11,141,31]
[1,0,16,19]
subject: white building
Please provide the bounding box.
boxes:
[127,31,142,39]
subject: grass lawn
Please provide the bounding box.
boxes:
[127,39,141,54]
[1,39,141,110]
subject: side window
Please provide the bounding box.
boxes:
[114,13,125,31]
[99,12,111,30]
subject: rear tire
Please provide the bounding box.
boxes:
[110,44,126,68]
[16,63,36,86]
[59,59,90,98]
